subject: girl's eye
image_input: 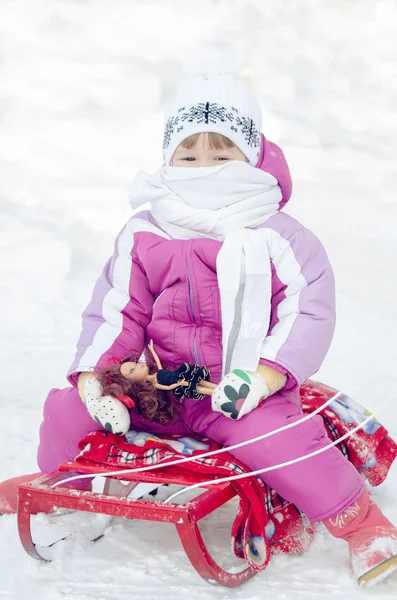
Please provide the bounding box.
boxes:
[181,157,196,161]
[215,157,229,161]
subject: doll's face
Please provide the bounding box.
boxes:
[120,361,149,382]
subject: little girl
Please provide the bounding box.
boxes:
[2,72,396,588]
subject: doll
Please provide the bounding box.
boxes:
[94,340,216,424]
[123,339,216,399]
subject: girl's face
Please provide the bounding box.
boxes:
[120,361,149,382]
[172,132,247,167]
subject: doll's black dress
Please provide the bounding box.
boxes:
[157,363,211,401]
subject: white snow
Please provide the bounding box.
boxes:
[1,0,397,598]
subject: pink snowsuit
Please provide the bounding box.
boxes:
[38,135,364,522]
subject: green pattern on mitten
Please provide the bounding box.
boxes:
[233,369,252,385]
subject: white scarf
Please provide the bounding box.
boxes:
[129,161,282,377]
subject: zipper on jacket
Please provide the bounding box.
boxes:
[186,260,200,364]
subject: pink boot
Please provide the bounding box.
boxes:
[323,490,397,588]
[0,473,92,515]
[0,473,43,514]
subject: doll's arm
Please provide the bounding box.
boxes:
[196,385,214,396]
[148,339,163,370]
[153,381,189,391]
[199,381,217,389]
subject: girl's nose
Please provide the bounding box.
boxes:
[198,159,213,168]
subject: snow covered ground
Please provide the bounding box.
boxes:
[1,0,397,598]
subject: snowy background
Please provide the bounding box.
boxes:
[1,0,397,598]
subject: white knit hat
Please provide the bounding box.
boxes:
[163,72,262,166]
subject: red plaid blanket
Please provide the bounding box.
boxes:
[76,381,397,571]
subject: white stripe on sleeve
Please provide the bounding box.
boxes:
[76,218,169,371]
[260,230,308,362]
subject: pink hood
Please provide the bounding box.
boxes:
[255,134,293,210]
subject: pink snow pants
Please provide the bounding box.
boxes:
[38,386,365,522]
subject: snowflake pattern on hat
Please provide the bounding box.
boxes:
[163,102,261,153]
[163,115,184,150]
[235,116,260,147]
[180,102,235,126]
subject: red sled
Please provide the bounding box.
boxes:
[17,464,256,587]
[15,380,397,588]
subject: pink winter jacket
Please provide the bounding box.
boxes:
[67,135,336,393]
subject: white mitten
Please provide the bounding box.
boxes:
[83,376,131,435]
[211,369,270,420]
